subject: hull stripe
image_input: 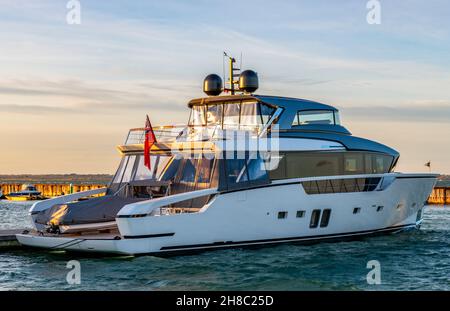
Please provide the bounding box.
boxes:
[158,223,416,251]
[123,232,175,239]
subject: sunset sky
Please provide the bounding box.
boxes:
[0,0,449,174]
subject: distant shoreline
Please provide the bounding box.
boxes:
[0,174,113,184]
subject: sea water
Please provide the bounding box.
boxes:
[0,200,448,290]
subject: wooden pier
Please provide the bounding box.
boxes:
[1,183,106,198]
[428,180,450,205]
[0,229,22,249]
[0,174,111,199]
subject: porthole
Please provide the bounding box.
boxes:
[278,211,288,219]
[296,210,306,218]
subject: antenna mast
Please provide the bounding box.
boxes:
[223,52,240,95]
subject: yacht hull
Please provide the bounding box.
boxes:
[16,174,436,256]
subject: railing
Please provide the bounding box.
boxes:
[124,125,187,145]
[123,124,265,145]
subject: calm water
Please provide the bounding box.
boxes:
[0,200,449,291]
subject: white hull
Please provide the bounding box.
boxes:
[16,173,436,256]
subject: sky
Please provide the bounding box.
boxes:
[0,0,449,174]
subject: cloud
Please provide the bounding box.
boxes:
[0,78,193,115]
[342,102,450,123]
[0,103,76,115]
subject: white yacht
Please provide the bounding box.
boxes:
[16,59,437,255]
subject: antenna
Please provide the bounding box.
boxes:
[222,52,226,91]
[240,51,242,73]
[223,51,241,95]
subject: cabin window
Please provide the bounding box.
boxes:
[334,112,341,124]
[206,104,223,126]
[240,102,259,131]
[264,154,285,179]
[112,157,127,184]
[189,101,276,133]
[134,156,156,181]
[284,152,340,179]
[246,157,269,182]
[196,158,214,184]
[278,211,288,219]
[344,153,365,174]
[226,158,248,185]
[220,153,270,191]
[296,210,306,218]
[292,110,340,126]
[374,155,393,174]
[259,103,276,124]
[353,207,361,214]
[310,209,321,228]
[190,105,206,126]
[160,158,181,181]
[180,159,197,183]
[268,151,394,180]
[134,155,173,181]
[320,209,331,227]
[121,155,137,183]
[223,102,241,129]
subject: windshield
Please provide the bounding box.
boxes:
[188,101,276,133]
[108,154,178,194]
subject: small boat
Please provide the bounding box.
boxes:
[5,184,43,201]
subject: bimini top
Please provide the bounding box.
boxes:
[188,94,399,158]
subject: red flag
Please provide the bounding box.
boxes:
[144,115,157,171]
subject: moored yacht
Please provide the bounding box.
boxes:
[5,184,43,201]
[16,58,437,255]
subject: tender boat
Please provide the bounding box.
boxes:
[5,184,43,201]
[16,58,437,255]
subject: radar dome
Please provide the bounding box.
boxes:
[203,74,223,96]
[239,70,259,93]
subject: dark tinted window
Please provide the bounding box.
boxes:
[278,211,288,219]
[226,158,248,185]
[180,159,197,183]
[221,153,270,191]
[320,209,331,227]
[196,159,214,184]
[296,210,305,218]
[310,209,321,228]
[259,103,276,124]
[269,152,393,180]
